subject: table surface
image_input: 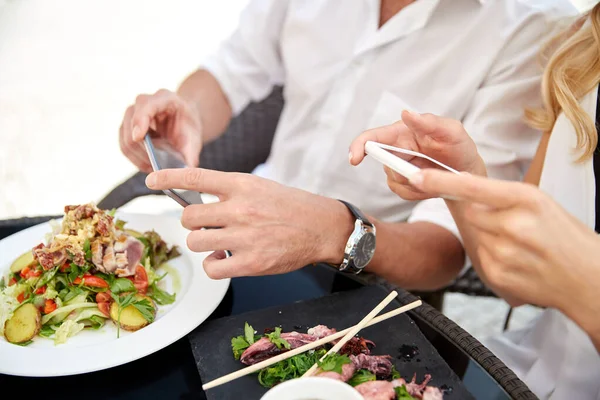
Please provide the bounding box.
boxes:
[0,263,512,400]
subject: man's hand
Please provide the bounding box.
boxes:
[119,89,203,172]
[145,168,354,279]
[349,110,486,201]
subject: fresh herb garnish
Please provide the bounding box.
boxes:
[80,263,91,275]
[155,271,167,282]
[36,267,58,289]
[231,322,261,359]
[132,300,155,323]
[63,287,83,303]
[94,272,114,285]
[395,385,417,399]
[316,353,351,374]
[266,327,290,350]
[83,239,92,261]
[115,219,126,230]
[54,275,69,290]
[68,264,81,283]
[110,278,136,295]
[391,365,401,380]
[231,336,251,360]
[110,293,154,338]
[58,288,69,301]
[39,325,55,338]
[147,281,176,305]
[15,340,33,347]
[257,349,328,388]
[348,369,377,386]
[87,315,105,330]
[110,293,136,338]
[245,322,257,345]
[0,277,5,290]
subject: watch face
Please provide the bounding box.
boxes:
[354,232,376,269]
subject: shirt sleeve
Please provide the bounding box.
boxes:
[200,0,288,116]
[408,9,568,275]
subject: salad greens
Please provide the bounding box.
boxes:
[395,385,417,399]
[347,368,376,386]
[231,322,262,360]
[230,322,414,394]
[110,291,155,338]
[138,230,181,268]
[0,209,180,346]
[317,353,351,374]
[265,327,291,350]
[258,348,328,388]
[147,275,176,305]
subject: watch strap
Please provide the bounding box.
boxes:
[337,199,373,227]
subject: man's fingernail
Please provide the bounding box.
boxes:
[409,171,424,187]
[404,109,418,117]
[348,151,354,163]
[132,125,140,140]
[145,173,156,188]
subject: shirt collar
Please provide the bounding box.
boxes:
[355,0,488,56]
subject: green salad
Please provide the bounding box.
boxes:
[0,203,179,346]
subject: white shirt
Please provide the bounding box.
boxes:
[484,86,600,399]
[202,0,572,241]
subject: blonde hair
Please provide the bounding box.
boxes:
[525,5,600,161]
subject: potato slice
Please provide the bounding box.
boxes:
[10,251,34,273]
[109,295,156,332]
[4,303,41,344]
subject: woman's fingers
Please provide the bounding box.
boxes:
[410,169,533,209]
[348,119,413,165]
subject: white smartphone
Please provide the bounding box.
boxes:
[364,141,460,179]
[364,141,421,179]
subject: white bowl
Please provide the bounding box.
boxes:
[260,377,364,400]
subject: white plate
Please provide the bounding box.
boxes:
[0,212,230,377]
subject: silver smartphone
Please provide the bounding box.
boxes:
[143,134,202,206]
[143,133,232,258]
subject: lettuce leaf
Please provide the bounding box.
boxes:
[139,231,181,268]
[54,320,85,345]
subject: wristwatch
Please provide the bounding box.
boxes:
[337,200,377,274]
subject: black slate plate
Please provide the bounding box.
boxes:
[190,285,474,400]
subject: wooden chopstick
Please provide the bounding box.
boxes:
[302,290,398,377]
[201,297,422,391]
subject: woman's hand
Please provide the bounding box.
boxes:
[349,111,486,201]
[410,169,600,334]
